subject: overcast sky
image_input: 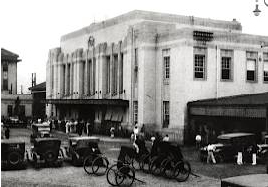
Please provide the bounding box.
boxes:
[1,0,268,93]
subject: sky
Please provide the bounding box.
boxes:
[1,0,268,93]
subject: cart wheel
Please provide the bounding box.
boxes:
[83,155,93,175]
[140,154,150,173]
[92,156,109,176]
[173,160,191,182]
[106,164,120,186]
[7,151,21,166]
[116,165,135,186]
[44,151,57,164]
[162,159,175,179]
[150,157,162,176]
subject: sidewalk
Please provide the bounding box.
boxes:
[52,130,131,143]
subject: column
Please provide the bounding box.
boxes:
[70,62,73,96]
[53,63,58,99]
[65,64,68,95]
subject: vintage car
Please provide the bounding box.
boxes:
[257,135,268,163]
[27,137,63,168]
[1,139,27,170]
[221,174,268,187]
[30,122,51,142]
[199,133,257,163]
[63,136,101,166]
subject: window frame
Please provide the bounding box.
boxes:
[162,101,169,128]
[193,47,207,80]
[246,51,258,83]
[263,52,268,83]
[220,49,233,82]
[133,101,138,124]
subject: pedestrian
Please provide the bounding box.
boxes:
[251,144,258,165]
[133,125,139,141]
[207,144,216,164]
[66,120,70,134]
[110,127,115,138]
[49,119,52,132]
[195,134,202,148]
[5,126,10,139]
[86,120,91,136]
[77,120,83,136]
[151,136,156,145]
[163,134,169,142]
[237,147,243,165]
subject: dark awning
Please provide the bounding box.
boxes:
[46,99,129,107]
[188,92,268,118]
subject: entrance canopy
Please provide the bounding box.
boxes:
[46,99,129,107]
[188,92,268,118]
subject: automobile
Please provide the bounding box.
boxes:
[199,133,257,163]
[221,174,268,187]
[257,135,268,163]
[30,122,51,142]
[1,139,27,170]
[27,137,63,168]
[62,136,101,166]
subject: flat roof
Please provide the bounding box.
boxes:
[188,92,268,107]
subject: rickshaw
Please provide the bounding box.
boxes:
[61,136,109,176]
[106,136,148,186]
[30,122,51,142]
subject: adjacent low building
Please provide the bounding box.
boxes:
[1,48,32,120]
[46,10,268,143]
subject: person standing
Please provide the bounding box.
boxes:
[110,127,115,138]
[251,144,258,165]
[237,146,243,165]
[163,134,169,142]
[207,144,216,164]
[86,120,91,136]
[5,126,10,139]
[195,134,202,149]
[133,125,139,141]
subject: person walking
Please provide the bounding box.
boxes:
[207,144,216,164]
[237,146,243,165]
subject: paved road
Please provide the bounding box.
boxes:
[5,127,267,186]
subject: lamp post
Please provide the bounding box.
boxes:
[253,0,268,16]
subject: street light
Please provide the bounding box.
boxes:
[253,0,268,16]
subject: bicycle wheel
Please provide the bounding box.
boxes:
[173,160,191,182]
[92,156,109,176]
[106,164,121,186]
[116,165,135,186]
[83,155,93,175]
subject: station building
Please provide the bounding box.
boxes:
[1,48,32,119]
[46,10,268,143]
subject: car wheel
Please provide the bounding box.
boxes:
[215,154,224,163]
[7,150,21,166]
[44,151,57,164]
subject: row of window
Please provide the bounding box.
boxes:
[163,48,268,83]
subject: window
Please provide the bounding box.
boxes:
[163,49,170,80]
[106,56,110,94]
[264,52,268,82]
[134,48,138,85]
[3,62,8,90]
[246,51,258,82]
[163,101,169,128]
[194,47,207,79]
[221,49,233,81]
[119,53,124,94]
[133,101,138,124]
[7,105,12,117]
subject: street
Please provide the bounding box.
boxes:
[1,128,267,186]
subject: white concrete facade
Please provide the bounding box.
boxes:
[46,10,268,143]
